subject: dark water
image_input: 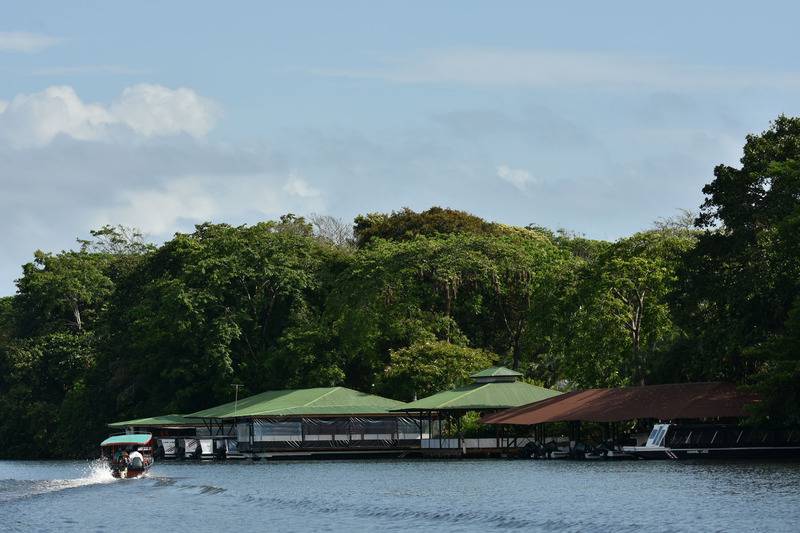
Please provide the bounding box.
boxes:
[1,459,799,532]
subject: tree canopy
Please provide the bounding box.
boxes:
[2,115,800,458]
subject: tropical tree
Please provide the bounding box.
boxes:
[674,115,800,414]
[560,230,695,387]
[0,332,99,457]
[353,207,501,247]
[381,340,497,401]
[15,251,115,334]
[103,221,338,414]
[329,231,573,389]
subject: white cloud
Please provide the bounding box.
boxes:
[0,86,114,147]
[0,127,329,293]
[313,48,800,90]
[497,165,538,190]
[0,84,219,147]
[110,84,219,138]
[95,173,322,235]
[0,99,7,113]
[0,31,61,53]
[101,177,219,234]
[283,173,322,198]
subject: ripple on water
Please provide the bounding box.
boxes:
[0,459,116,503]
[1,459,799,532]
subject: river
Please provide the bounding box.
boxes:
[1,459,799,532]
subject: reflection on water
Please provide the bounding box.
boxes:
[1,459,799,532]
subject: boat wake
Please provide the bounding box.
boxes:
[0,460,118,503]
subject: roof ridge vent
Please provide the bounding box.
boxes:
[470,366,522,383]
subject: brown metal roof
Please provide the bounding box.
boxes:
[480,382,760,425]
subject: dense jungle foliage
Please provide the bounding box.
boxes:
[2,117,799,458]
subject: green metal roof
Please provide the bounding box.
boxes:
[393,381,561,412]
[470,366,522,378]
[187,387,407,419]
[108,414,195,428]
[100,433,153,447]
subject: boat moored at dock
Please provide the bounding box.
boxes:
[482,382,800,460]
[623,423,800,459]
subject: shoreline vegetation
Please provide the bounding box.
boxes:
[2,116,799,459]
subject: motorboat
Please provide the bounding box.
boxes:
[100,433,155,478]
[623,423,800,459]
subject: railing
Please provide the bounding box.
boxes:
[421,437,536,449]
[247,432,430,442]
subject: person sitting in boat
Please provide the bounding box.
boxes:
[128,447,144,469]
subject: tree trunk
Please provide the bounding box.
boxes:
[632,326,643,385]
[72,300,83,331]
[511,324,523,370]
[632,290,645,385]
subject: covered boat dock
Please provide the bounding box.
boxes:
[185,386,420,459]
[480,382,764,458]
[392,366,561,457]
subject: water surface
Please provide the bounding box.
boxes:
[1,459,798,532]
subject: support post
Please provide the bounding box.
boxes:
[457,412,464,456]
[438,412,442,450]
[300,417,306,448]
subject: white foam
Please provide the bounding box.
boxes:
[28,460,117,496]
[79,459,117,485]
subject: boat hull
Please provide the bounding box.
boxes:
[624,446,800,460]
[111,466,150,478]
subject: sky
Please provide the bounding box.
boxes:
[2,1,800,295]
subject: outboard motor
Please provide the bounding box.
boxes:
[130,455,143,469]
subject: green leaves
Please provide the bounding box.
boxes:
[4,131,800,460]
[0,331,99,458]
[329,231,573,384]
[382,341,497,401]
[16,250,115,334]
[353,207,500,247]
[557,230,695,387]
[106,222,334,411]
[675,116,800,421]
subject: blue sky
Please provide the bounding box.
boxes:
[2,1,800,294]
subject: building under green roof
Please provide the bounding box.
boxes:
[108,414,196,428]
[187,387,407,419]
[393,366,561,412]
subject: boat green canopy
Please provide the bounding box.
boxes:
[392,366,561,411]
[108,414,195,428]
[100,433,153,447]
[187,387,407,419]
